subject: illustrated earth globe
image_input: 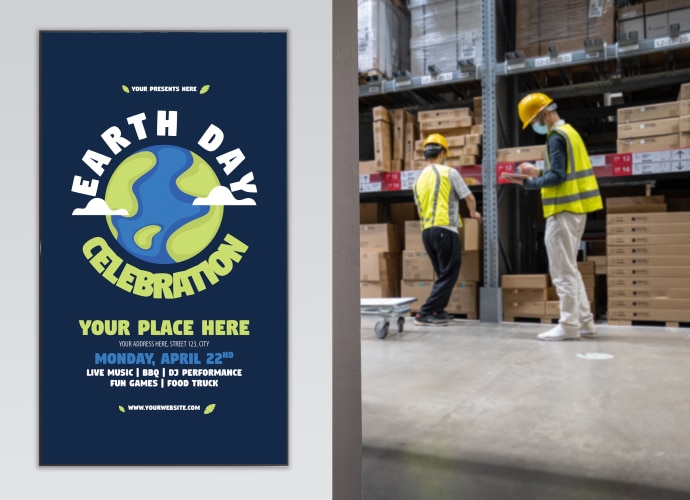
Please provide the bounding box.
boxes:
[104,145,223,264]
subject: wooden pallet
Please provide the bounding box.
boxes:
[607,319,690,328]
[503,316,559,324]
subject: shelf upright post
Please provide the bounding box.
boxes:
[479,0,502,323]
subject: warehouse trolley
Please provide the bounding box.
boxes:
[360,297,417,339]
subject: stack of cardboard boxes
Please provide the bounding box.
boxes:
[357,0,411,80]
[400,218,482,317]
[360,223,402,298]
[617,0,690,42]
[408,0,482,76]
[606,195,690,325]
[413,106,483,170]
[617,83,690,153]
[361,105,419,174]
[515,0,615,57]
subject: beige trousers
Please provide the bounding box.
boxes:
[544,211,594,333]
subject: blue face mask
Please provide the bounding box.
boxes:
[532,121,548,135]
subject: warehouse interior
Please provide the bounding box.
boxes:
[355,0,690,497]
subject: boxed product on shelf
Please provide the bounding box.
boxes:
[409,0,482,75]
[360,280,400,298]
[404,220,424,250]
[402,250,435,280]
[617,101,680,124]
[360,251,402,282]
[617,0,690,40]
[496,146,545,163]
[392,109,416,160]
[516,0,615,57]
[360,223,402,252]
[616,134,680,153]
[360,201,386,223]
[680,83,690,101]
[446,281,478,315]
[358,0,411,79]
[617,117,680,139]
[605,195,666,214]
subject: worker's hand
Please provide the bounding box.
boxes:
[517,163,540,178]
[471,211,482,223]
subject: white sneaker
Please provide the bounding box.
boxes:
[537,325,580,341]
[580,321,597,338]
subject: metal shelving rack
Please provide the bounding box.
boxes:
[358,0,690,323]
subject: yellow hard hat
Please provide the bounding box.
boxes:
[518,92,553,129]
[423,133,449,154]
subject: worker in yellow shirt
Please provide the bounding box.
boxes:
[504,92,603,341]
[412,133,482,326]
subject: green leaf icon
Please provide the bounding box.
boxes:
[199,85,210,95]
[204,403,216,414]
[122,85,130,93]
[118,405,125,413]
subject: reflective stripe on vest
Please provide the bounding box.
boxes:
[541,124,603,217]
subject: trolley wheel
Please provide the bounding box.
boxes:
[397,316,405,333]
[374,320,389,339]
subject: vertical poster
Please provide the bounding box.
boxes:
[39,32,287,465]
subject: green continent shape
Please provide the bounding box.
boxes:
[167,152,223,262]
[134,225,162,251]
[105,151,157,238]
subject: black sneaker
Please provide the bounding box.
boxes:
[434,312,455,321]
[414,314,448,326]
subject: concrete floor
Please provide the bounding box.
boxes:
[361,316,690,499]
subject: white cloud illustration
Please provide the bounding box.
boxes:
[72,198,129,216]
[193,186,256,206]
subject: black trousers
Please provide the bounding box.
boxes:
[420,227,462,316]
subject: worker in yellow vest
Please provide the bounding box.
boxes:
[412,133,482,326]
[504,92,603,341]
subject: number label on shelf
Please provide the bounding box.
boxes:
[654,34,690,49]
[420,72,453,85]
[534,53,572,67]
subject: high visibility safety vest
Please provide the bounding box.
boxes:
[541,124,603,218]
[413,164,463,230]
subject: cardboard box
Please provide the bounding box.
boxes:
[402,250,435,280]
[545,300,560,317]
[605,195,666,215]
[607,266,690,278]
[607,255,690,267]
[461,217,482,251]
[607,308,690,323]
[503,288,548,301]
[680,83,690,101]
[359,160,379,175]
[400,280,434,313]
[606,211,690,225]
[607,244,690,256]
[392,109,415,160]
[502,300,546,316]
[389,202,418,227]
[617,102,680,123]
[497,146,545,162]
[607,276,690,288]
[609,298,690,310]
[501,274,549,289]
[404,220,424,250]
[404,121,419,170]
[417,108,472,121]
[360,252,402,281]
[608,287,690,299]
[360,280,400,299]
[607,233,690,246]
[360,202,385,224]
[617,118,680,139]
[679,133,690,148]
[606,222,690,235]
[616,134,680,153]
[373,120,392,171]
[373,105,391,123]
[360,223,401,252]
[459,250,481,283]
[577,261,595,275]
[587,255,607,275]
[447,281,477,314]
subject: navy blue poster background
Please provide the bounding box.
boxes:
[39,32,287,465]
